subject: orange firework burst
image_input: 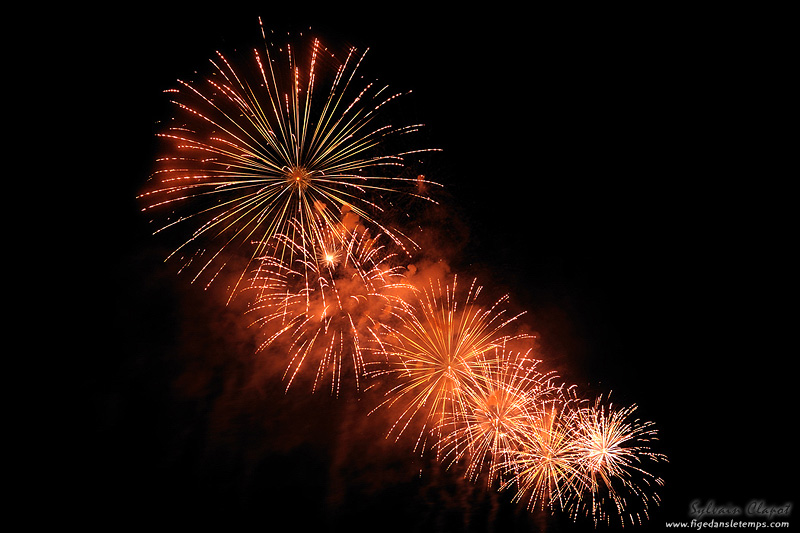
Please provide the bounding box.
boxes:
[368,275,530,456]
[569,395,667,527]
[499,397,588,514]
[245,211,414,396]
[437,344,564,487]
[492,391,666,527]
[139,21,440,298]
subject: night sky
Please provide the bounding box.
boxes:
[79,4,791,531]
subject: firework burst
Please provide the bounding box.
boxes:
[568,395,667,527]
[499,397,588,514]
[139,22,440,298]
[245,211,415,396]
[437,344,564,488]
[368,275,531,457]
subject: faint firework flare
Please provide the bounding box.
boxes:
[139,21,440,299]
[245,211,415,396]
[368,275,531,457]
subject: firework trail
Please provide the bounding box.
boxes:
[139,22,440,299]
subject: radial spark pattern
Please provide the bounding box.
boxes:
[140,24,439,297]
[437,346,563,487]
[568,396,667,526]
[501,399,588,513]
[368,276,530,456]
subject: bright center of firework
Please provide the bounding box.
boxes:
[318,246,341,267]
[590,445,610,466]
[286,166,312,190]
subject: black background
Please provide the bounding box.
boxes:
[71,3,792,531]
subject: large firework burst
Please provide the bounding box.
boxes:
[139,21,439,297]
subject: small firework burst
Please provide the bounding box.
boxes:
[568,395,667,527]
